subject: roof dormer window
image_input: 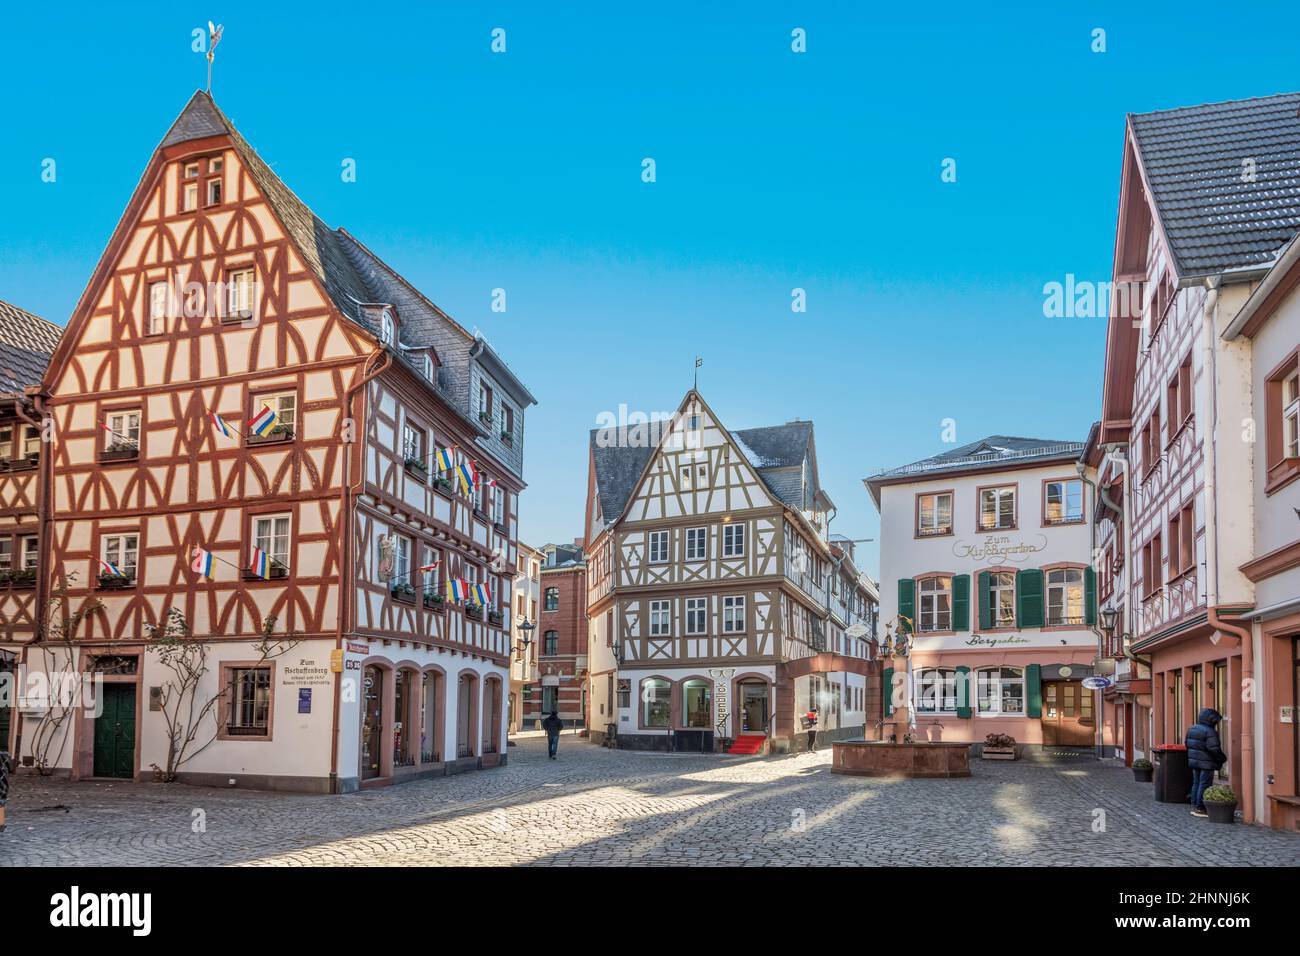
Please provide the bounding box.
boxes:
[422,352,435,383]
[183,162,199,179]
[380,309,394,346]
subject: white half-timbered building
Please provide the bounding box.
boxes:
[585,390,879,754]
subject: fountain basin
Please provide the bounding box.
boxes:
[831,739,971,778]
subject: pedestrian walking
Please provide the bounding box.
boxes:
[542,710,563,760]
[804,706,819,754]
[1185,707,1228,817]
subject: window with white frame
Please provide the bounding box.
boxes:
[380,310,394,345]
[182,181,199,212]
[402,422,423,464]
[22,426,39,457]
[391,535,411,585]
[492,486,504,525]
[253,514,291,570]
[21,535,38,570]
[227,268,255,318]
[648,530,669,564]
[915,668,959,713]
[1044,479,1084,525]
[479,382,493,421]
[917,576,952,632]
[722,522,745,557]
[206,176,222,206]
[1285,369,1299,459]
[105,410,140,450]
[0,426,11,460]
[649,599,671,636]
[423,546,441,591]
[685,597,707,635]
[990,571,1016,627]
[977,666,1025,715]
[979,485,1016,530]
[102,533,139,577]
[642,679,671,728]
[253,392,296,435]
[0,538,10,570]
[685,527,707,561]
[722,595,746,633]
[1046,567,1085,626]
[225,666,271,737]
[148,281,168,335]
[916,492,953,536]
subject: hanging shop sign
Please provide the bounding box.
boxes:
[1082,676,1113,690]
[709,667,734,733]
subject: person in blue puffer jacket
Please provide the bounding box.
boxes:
[1185,708,1227,817]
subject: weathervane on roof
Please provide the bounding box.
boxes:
[206,21,225,94]
[693,356,703,391]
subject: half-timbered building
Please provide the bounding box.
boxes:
[1097,92,1300,823]
[584,390,879,754]
[0,300,62,754]
[14,91,534,792]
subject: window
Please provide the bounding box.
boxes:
[210,157,223,174]
[722,595,746,633]
[642,679,671,728]
[105,410,140,449]
[682,678,711,729]
[917,576,952,632]
[648,530,669,564]
[988,571,1016,627]
[183,162,199,179]
[1169,503,1194,578]
[617,680,631,709]
[380,309,394,345]
[685,527,707,561]
[102,533,139,577]
[252,392,296,437]
[182,181,199,212]
[1046,568,1084,625]
[21,535,38,570]
[479,382,493,422]
[978,485,1016,530]
[402,423,424,464]
[1142,532,1163,598]
[1167,352,1193,442]
[917,491,953,536]
[492,485,504,526]
[722,522,745,557]
[1044,479,1083,525]
[649,599,670,636]
[206,177,222,206]
[253,514,291,571]
[0,426,10,459]
[543,630,558,655]
[225,666,271,737]
[685,597,707,635]
[915,668,959,713]
[422,353,436,383]
[1285,369,1299,459]
[391,535,411,584]
[227,268,255,318]
[977,667,1025,715]
[1265,355,1300,494]
[0,538,10,570]
[423,546,441,591]
[544,587,559,611]
[1144,407,1162,476]
[501,402,514,438]
[148,281,168,335]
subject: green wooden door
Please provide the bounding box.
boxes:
[93,684,136,778]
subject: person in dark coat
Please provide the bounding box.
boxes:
[804,707,819,754]
[1185,707,1227,817]
[542,711,563,760]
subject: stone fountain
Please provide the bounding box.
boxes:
[831,621,971,779]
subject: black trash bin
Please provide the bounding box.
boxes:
[1152,744,1190,804]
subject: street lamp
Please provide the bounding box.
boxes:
[514,618,535,656]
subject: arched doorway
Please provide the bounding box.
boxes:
[362,664,385,780]
[456,672,479,759]
[736,677,772,736]
[419,668,445,764]
[483,676,503,754]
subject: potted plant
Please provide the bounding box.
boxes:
[1203,785,1238,823]
[11,568,37,588]
[500,429,513,445]
[478,410,494,427]
[488,608,504,626]
[404,456,428,479]
[97,571,134,589]
[433,475,454,496]
[390,582,416,602]
[423,591,445,611]
[982,732,1016,760]
[99,441,138,462]
[1131,757,1153,782]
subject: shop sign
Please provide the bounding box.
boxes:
[298,688,312,714]
[1281,706,1295,724]
[964,633,1031,647]
[709,667,734,733]
[1082,676,1113,690]
[952,534,1047,565]
[281,659,332,686]
[346,641,370,655]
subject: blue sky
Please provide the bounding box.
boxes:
[2,2,1298,577]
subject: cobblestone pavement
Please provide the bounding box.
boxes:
[2,737,1298,866]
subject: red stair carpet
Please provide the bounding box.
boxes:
[726,735,766,755]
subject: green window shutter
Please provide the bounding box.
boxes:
[952,574,970,631]
[1016,568,1044,628]
[882,667,894,717]
[955,665,972,718]
[897,578,915,633]
[1084,566,1097,625]
[977,571,993,631]
[1026,663,1042,718]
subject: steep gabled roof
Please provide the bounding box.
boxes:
[864,435,1084,506]
[0,299,61,393]
[588,429,656,523]
[1129,92,1300,278]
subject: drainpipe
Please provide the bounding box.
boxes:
[329,348,390,794]
[1200,276,1255,823]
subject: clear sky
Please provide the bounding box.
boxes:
[3,2,1298,578]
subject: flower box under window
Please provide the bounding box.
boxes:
[473,506,488,521]
[8,456,38,472]
[404,457,429,480]
[390,583,416,604]
[423,591,445,611]
[247,425,294,446]
[4,568,37,589]
[488,609,504,626]
[432,476,455,498]
[242,566,289,581]
[99,445,138,463]
[478,411,494,427]
[97,572,136,590]
[500,429,513,446]
[493,520,507,534]
[465,604,484,621]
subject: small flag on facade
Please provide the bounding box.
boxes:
[249,546,271,580]
[456,461,476,496]
[209,410,234,440]
[445,578,465,602]
[418,560,440,573]
[248,405,279,437]
[191,547,216,580]
[99,559,125,578]
[473,581,491,606]
[436,446,455,473]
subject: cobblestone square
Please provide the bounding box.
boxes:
[2,736,1298,867]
